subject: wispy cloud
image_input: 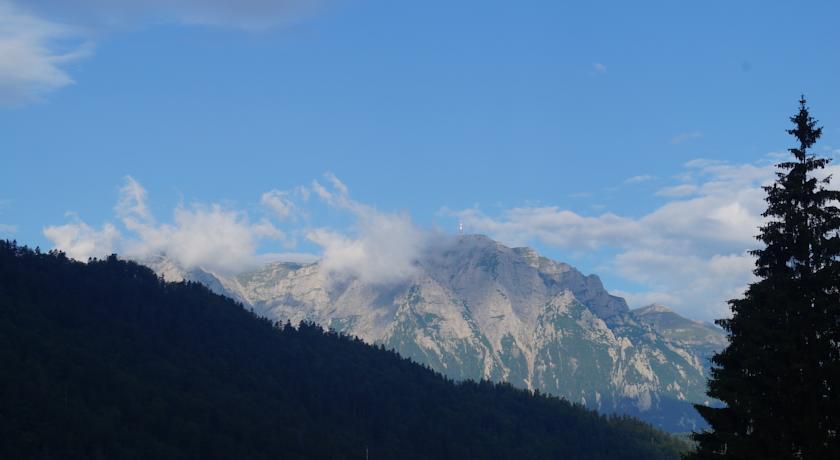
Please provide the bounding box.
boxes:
[0,1,92,106]
[31,0,324,30]
[261,189,297,220]
[593,62,607,74]
[2,0,323,105]
[670,131,702,145]
[655,184,698,197]
[624,175,655,184]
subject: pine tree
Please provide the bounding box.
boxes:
[689,98,840,459]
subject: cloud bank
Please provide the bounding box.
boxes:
[451,158,793,321]
[43,173,432,286]
[44,158,837,320]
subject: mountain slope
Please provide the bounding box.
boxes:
[631,304,727,359]
[0,241,689,459]
[203,235,723,431]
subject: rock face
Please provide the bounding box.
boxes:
[631,304,728,361]
[150,235,726,432]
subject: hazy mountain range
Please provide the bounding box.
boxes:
[145,234,726,431]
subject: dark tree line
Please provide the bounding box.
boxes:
[689,98,840,459]
[0,241,688,459]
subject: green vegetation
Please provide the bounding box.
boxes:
[688,98,840,458]
[0,241,689,459]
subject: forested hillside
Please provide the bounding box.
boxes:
[0,241,688,459]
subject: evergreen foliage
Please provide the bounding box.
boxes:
[688,98,840,459]
[0,240,689,459]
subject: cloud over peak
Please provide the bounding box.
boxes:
[43,173,433,286]
[304,173,432,285]
[43,158,830,321]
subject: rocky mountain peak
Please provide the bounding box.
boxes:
[635,304,675,315]
[142,235,724,432]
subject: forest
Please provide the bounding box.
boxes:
[0,240,689,459]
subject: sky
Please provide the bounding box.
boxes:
[1,0,839,322]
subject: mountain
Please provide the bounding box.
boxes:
[631,304,727,359]
[0,241,690,459]
[176,235,725,432]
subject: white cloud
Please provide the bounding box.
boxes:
[261,189,296,220]
[451,157,787,321]
[305,173,432,285]
[456,206,640,250]
[0,1,92,106]
[655,184,698,197]
[42,217,120,261]
[593,62,607,74]
[123,203,285,275]
[116,175,152,223]
[613,250,755,319]
[42,173,431,284]
[624,175,655,184]
[44,176,289,275]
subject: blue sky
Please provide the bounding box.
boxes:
[1,0,839,321]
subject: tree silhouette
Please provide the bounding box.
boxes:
[688,98,840,458]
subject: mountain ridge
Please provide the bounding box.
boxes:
[146,235,726,431]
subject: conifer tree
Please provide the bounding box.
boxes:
[689,98,840,459]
